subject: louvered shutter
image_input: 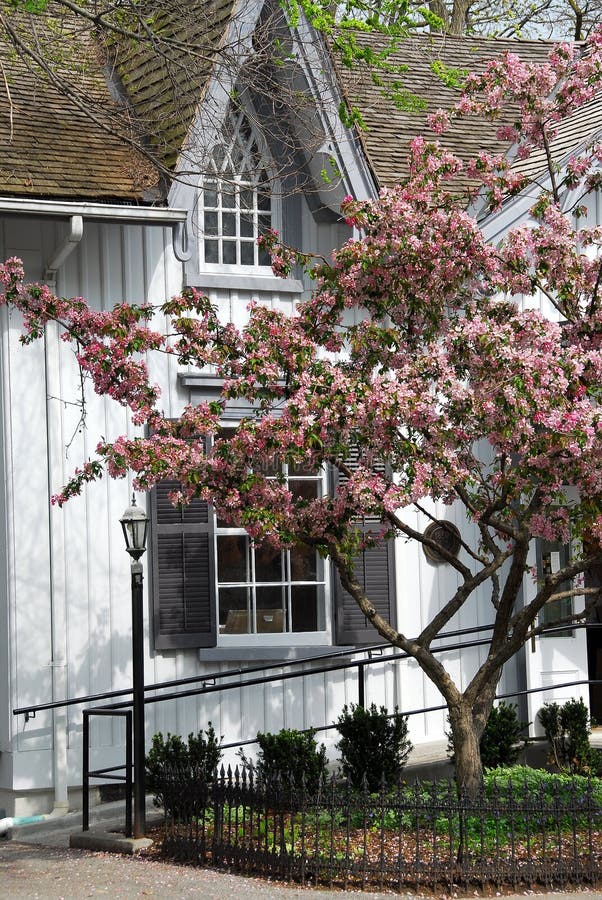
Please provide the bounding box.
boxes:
[332,452,396,645]
[152,479,216,649]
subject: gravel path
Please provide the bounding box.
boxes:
[4,840,602,900]
[0,839,412,900]
[0,841,377,900]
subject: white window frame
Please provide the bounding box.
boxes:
[199,104,280,276]
[214,456,331,648]
[538,538,575,639]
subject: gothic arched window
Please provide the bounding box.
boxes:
[200,107,274,268]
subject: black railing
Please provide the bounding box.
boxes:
[15,619,601,720]
[158,765,602,891]
[82,709,133,835]
[13,619,602,840]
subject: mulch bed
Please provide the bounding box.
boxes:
[138,822,602,896]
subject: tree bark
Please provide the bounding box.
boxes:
[429,0,450,30]
[448,702,485,799]
[450,0,471,34]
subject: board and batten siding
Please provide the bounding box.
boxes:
[1,205,521,804]
[0,216,57,795]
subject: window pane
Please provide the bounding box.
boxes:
[256,452,281,476]
[223,241,237,264]
[240,215,254,238]
[230,144,244,170]
[290,585,318,632]
[222,187,236,209]
[256,587,285,633]
[217,534,249,583]
[203,183,218,208]
[290,479,319,501]
[204,239,218,263]
[289,459,320,476]
[258,191,271,211]
[254,544,283,582]
[541,596,573,637]
[240,188,254,210]
[240,242,255,265]
[240,117,252,143]
[538,541,573,637]
[250,146,261,168]
[219,587,251,634]
[204,211,218,235]
[258,247,271,267]
[290,545,317,582]
[258,214,272,234]
[222,212,236,236]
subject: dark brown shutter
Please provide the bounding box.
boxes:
[332,452,396,645]
[152,479,216,649]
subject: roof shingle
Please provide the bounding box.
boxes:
[335,32,602,190]
[0,8,160,201]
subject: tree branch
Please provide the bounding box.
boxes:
[327,539,464,707]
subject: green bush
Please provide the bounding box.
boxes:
[145,725,222,816]
[349,766,602,840]
[446,702,529,770]
[538,698,602,774]
[483,764,602,809]
[335,703,413,792]
[481,703,530,768]
[252,728,328,792]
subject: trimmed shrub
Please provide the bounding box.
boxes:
[538,698,602,774]
[446,702,529,770]
[335,703,413,792]
[145,725,222,816]
[253,728,328,792]
[483,764,602,806]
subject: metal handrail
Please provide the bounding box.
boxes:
[82,708,132,836]
[218,676,602,750]
[30,617,602,836]
[14,618,600,719]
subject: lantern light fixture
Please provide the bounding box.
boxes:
[120,494,149,561]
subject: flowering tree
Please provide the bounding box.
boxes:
[4,29,602,796]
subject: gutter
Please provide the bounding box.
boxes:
[45,215,84,283]
[0,196,187,223]
[0,196,192,262]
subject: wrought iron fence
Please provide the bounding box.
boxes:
[157,765,602,892]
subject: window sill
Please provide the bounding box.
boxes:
[186,271,304,294]
[199,645,355,662]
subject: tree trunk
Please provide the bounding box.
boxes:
[448,703,483,799]
[450,0,471,34]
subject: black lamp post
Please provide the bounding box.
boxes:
[120,495,149,838]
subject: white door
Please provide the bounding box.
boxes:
[524,539,589,736]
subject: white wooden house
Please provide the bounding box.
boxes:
[0,3,597,816]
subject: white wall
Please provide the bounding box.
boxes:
[0,196,526,810]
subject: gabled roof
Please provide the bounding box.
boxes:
[0,1,235,202]
[0,10,159,201]
[335,32,602,190]
[0,8,599,205]
[110,0,236,172]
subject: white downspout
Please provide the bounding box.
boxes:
[43,215,84,816]
[45,215,83,282]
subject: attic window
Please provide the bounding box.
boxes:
[201,108,274,268]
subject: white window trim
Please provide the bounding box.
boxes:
[213,459,332,648]
[198,103,281,275]
[187,272,304,294]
